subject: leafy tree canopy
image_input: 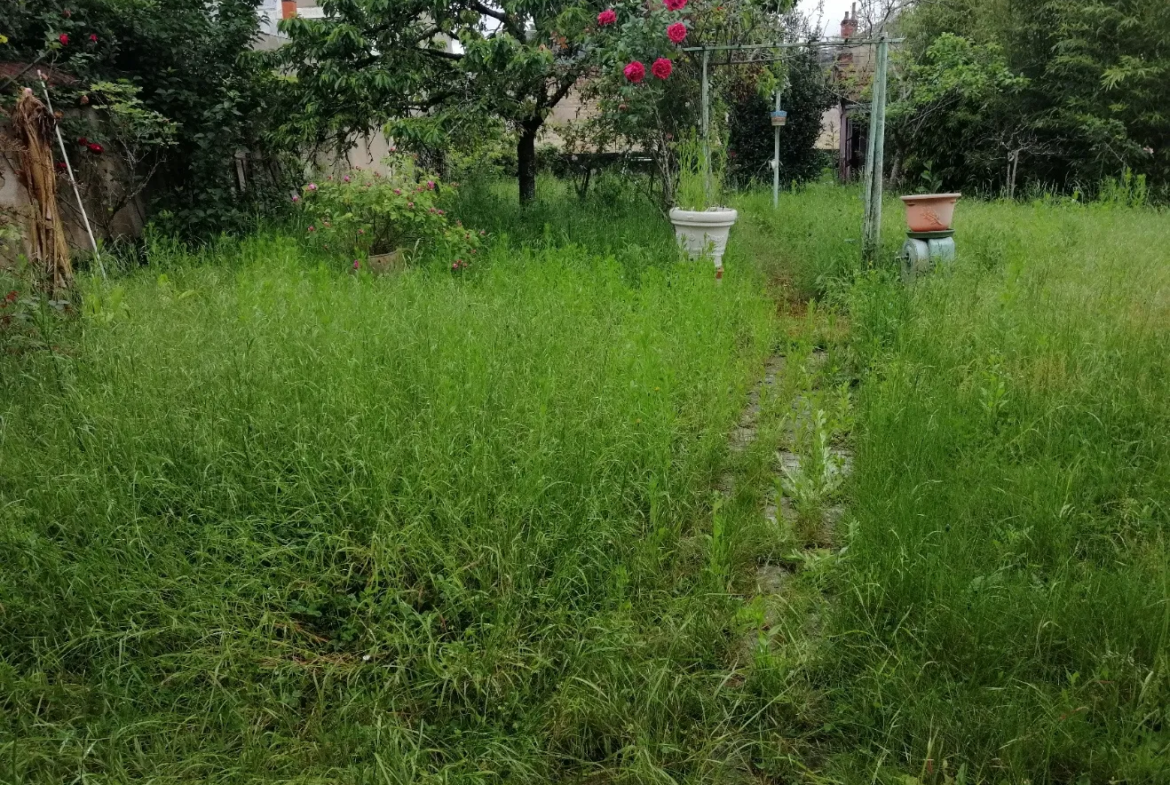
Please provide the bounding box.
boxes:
[273,0,606,204]
[897,0,1170,195]
[2,0,287,238]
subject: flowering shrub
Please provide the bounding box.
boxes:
[579,0,787,208]
[297,166,482,269]
[592,0,689,91]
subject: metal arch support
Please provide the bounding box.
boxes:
[690,35,899,260]
[773,89,781,209]
[701,48,711,203]
[862,35,890,266]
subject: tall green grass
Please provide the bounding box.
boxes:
[4,178,1168,784]
[831,201,1170,782]
[0,233,788,782]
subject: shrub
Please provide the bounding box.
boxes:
[297,165,482,269]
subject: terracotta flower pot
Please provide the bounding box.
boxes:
[900,193,961,232]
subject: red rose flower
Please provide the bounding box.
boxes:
[56,162,67,172]
[651,58,673,80]
[597,8,617,25]
[77,136,88,146]
[58,34,70,46]
[663,0,687,10]
[667,22,687,44]
[624,61,646,83]
[89,33,98,43]
[87,142,103,154]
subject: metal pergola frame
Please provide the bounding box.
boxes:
[684,36,904,264]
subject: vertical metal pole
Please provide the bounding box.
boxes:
[862,36,889,265]
[773,90,781,210]
[701,48,711,204]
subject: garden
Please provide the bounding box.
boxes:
[1,1,1168,784]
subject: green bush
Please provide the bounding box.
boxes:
[297,165,482,269]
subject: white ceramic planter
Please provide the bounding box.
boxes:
[669,207,739,272]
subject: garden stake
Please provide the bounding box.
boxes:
[40,73,105,280]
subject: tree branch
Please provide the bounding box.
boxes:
[418,47,464,61]
[543,72,581,111]
[473,1,524,40]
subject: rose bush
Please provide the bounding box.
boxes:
[297,161,482,270]
[577,0,794,207]
[592,1,686,88]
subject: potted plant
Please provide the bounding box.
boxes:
[899,193,962,233]
[668,134,738,276]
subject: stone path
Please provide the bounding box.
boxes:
[720,348,854,662]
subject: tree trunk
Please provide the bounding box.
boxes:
[517,119,541,205]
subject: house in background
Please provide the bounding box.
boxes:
[815,2,881,182]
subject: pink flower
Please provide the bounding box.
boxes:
[663,0,686,9]
[357,228,364,234]
[291,194,300,203]
[343,175,350,182]
[597,8,617,25]
[88,33,98,43]
[666,22,687,44]
[308,225,316,232]
[393,188,402,195]
[353,260,360,270]
[437,209,445,215]
[407,201,414,208]
[651,58,673,80]
[427,180,435,190]
[624,61,645,83]
[58,34,70,46]
[306,183,317,191]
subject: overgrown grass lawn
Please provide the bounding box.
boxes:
[1,236,779,782]
[3,182,1169,785]
[829,200,1170,782]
